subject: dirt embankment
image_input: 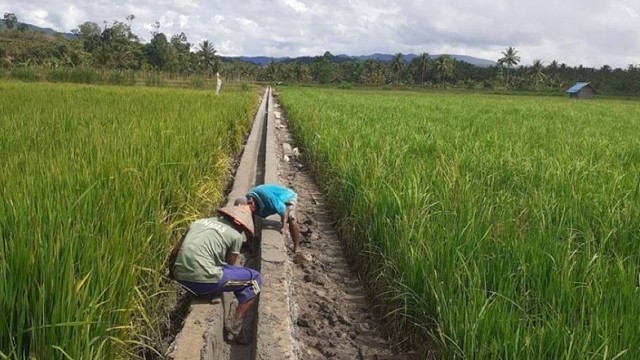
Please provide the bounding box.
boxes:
[271,95,419,360]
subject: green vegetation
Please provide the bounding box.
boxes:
[278,87,640,359]
[0,81,257,359]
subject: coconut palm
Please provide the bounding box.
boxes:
[418,52,430,85]
[197,40,219,75]
[528,59,546,89]
[498,46,520,89]
[265,61,281,82]
[391,53,404,85]
[362,60,385,85]
[435,55,453,87]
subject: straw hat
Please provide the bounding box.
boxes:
[217,204,254,237]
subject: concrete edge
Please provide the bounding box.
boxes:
[227,88,268,201]
[254,88,297,359]
[167,88,270,360]
[264,87,278,184]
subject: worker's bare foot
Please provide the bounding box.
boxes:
[225,316,243,337]
[294,251,311,264]
[210,297,222,305]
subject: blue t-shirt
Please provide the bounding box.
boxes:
[247,184,296,217]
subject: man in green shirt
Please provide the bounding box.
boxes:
[168,204,260,337]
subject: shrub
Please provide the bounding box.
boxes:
[10,67,38,82]
[145,72,165,87]
[108,70,136,86]
[48,68,68,82]
[190,75,204,89]
[69,67,101,84]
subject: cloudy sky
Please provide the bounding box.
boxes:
[3,0,639,68]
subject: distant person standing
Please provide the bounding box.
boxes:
[215,71,222,95]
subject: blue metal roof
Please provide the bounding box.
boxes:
[566,82,592,93]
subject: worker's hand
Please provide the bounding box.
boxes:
[226,253,238,266]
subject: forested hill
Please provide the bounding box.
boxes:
[0,20,75,39]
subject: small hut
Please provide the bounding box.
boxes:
[566,82,596,99]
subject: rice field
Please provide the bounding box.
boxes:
[0,81,257,359]
[277,87,640,359]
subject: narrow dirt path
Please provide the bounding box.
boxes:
[271,95,418,360]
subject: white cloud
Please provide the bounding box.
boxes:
[283,0,308,14]
[1,0,638,67]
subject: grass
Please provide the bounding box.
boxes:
[0,81,258,359]
[277,87,640,359]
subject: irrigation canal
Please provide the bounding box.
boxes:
[166,87,414,359]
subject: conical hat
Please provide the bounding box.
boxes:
[217,204,254,237]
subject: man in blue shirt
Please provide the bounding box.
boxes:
[238,184,301,253]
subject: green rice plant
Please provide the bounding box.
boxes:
[0,81,257,359]
[278,87,640,359]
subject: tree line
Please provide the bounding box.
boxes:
[1,13,220,75]
[2,12,639,94]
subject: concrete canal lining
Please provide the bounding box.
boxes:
[167,87,296,360]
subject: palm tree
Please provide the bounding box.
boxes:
[528,59,546,89]
[418,52,430,85]
[363,60,385,85]
[435,55,453,87]
[197,40,218,75]
[391,53,404,85]
[266,61,281,82]
[498,46,520,89]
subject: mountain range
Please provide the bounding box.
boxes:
[227,53,496,67]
